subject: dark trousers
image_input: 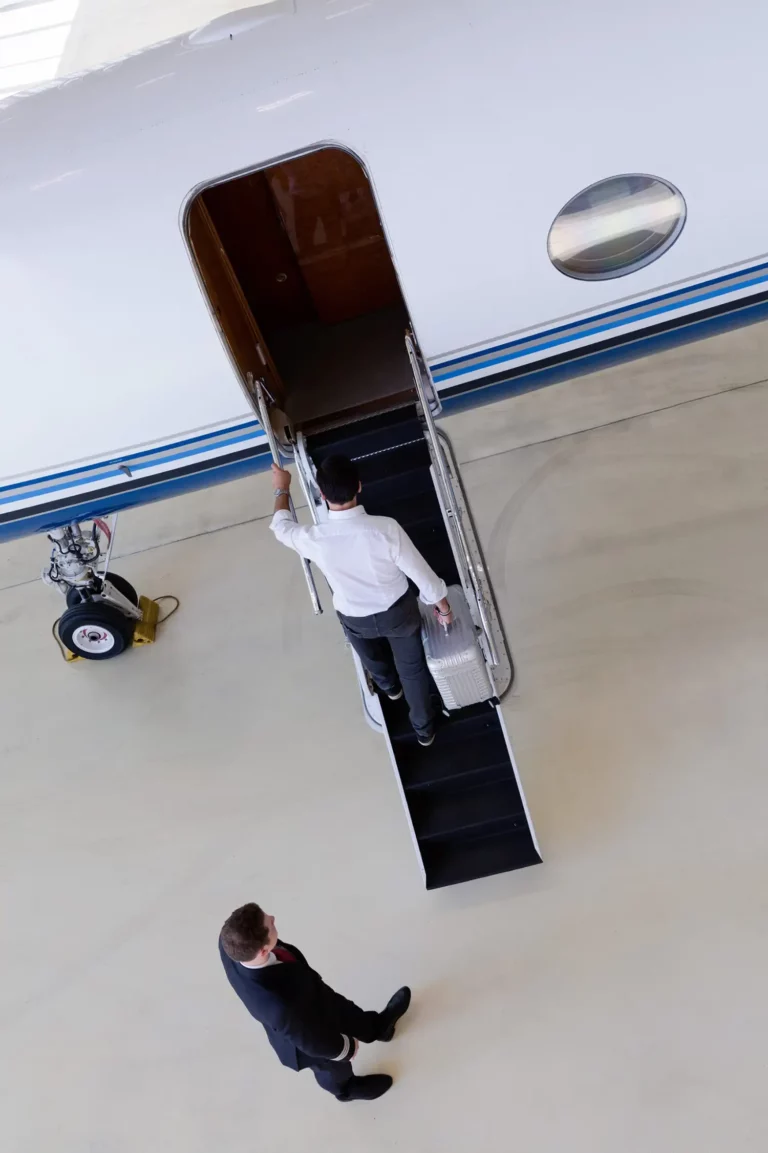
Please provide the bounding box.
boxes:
[302,996,384,1099]
[338,591,434,738]
[311,1057,355,1098]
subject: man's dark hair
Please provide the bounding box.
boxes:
[220,903,269,962]
[316,454,360,506]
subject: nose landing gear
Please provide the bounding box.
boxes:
[42,518,143,661]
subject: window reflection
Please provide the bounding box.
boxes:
[548,174,686,280]
[0,0,81,98]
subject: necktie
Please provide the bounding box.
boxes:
[273,946,297,964]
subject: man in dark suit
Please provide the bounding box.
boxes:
[219,902,411,1101]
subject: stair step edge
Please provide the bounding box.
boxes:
[402,758,514,790]
[416,808,528,842]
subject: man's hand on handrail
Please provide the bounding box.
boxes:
[272,464,292,514]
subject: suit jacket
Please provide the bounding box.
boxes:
[219,938,352,1070]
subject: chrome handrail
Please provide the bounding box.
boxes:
[436,427,514,696]
[252,375,322,615]
[293,432,322,526]
[405,334,499,667]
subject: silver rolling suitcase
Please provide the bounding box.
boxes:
[419,585,493,710]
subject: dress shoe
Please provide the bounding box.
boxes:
[378,985,412,1041]
[343,1074,393,1101]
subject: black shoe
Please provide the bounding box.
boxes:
[378,985,412,1041]
[343,1074,393,1102]
[386,687,404,701]
[417,730,435,747]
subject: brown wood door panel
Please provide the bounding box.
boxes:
[266,149,402,326]
[187,198,284,406]
[202,174,315,338]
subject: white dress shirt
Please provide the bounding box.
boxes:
[270,504,447,617]
[239,952,279,970]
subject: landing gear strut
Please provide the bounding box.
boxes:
[42,518,143,660]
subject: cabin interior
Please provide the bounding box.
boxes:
[186,147,416,435]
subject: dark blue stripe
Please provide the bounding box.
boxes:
[438,289,768,417]
[0,418,262,496]
[8,259,766,500]
[0,446,272,543]
[431,261,768,377]
[0,428,266,507]
[432,269,768,382]
[5,265,768,543]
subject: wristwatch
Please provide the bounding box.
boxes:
[273,488,290,497]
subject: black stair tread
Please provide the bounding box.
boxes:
[362,463,435,495]
[397,726,511,790]
[361,468,438,515]
[423,826,542,889]
[308,406,421,461]
[349,440,431,483]
[401,520,447,547]
[349,427,426,465]
[330,484,458,586]
[407,761,516,796]
[360,487,439,530]
[362,481,448,528]
[403,530,458,580]
[411,777,525,841]
[383,697,499,742]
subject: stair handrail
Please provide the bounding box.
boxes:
[293,432,323,526]
[405,334,499,668]
[250,374,323,615]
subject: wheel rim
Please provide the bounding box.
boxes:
[72,624,116,654]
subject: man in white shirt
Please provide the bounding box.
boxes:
[270,455,453,745]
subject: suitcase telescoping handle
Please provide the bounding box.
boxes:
[435,603,452,632]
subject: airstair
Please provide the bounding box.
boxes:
[254,338,541,888]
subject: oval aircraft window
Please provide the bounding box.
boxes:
[547,174,686,280]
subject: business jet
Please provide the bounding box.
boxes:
[2,0,767,661]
